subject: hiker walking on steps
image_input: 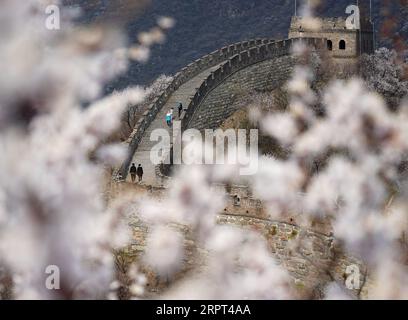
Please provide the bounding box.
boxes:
[129,163,137,183]
[166,111,173,127]
[137,164,144,182]
[177,102,183,118]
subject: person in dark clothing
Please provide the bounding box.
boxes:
[178,102,183,118]
[137,164,144,182]
[129,163,137,183]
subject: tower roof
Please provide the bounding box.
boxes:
[289,13,373,34]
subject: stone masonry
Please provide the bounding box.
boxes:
[114,182,369,299]
[188,55,295,130]
[118,37,325,185]
[118,38,276,183]
[113,21,373,298]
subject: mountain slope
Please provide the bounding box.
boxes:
[65,0,405,88]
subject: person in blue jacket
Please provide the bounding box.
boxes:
[166,112,172,126]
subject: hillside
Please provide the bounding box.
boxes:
[64,0,406,89]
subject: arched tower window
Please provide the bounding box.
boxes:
[327,40,333,51]
[339,40,346,50]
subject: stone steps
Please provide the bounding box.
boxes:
[127,63,225,186]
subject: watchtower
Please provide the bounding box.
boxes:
[288,0,374,66]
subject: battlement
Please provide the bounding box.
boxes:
[118,37,325,180]
[112,8,375,298]
[109,180,369,298]
[116,38,276,180]
[288,16,374,63]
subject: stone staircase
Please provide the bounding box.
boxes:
[119,38,326,186]
[128,64,224,186]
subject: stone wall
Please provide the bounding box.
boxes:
[180,38,325,131]
[216,184,369,298]
[217,214,367,298]
[187,55,296,130]
[111,26,372,299]
[152,38,323,180]
[114,181,369,298]
[118,37,325,180]
[117,38,275,180]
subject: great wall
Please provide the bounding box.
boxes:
[109,24,373,297]
[117,37,326,185]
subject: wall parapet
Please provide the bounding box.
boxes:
[117,38,276,180]
[113,179,368,298]
[180,37,326,130]
[151,37,326,184]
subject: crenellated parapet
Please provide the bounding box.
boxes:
[112,33,370,298]
[113,180,369,298]
[150,37,325,181]
[180,37,325,130]
[117,37,325,181]
[118,38,277,179]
